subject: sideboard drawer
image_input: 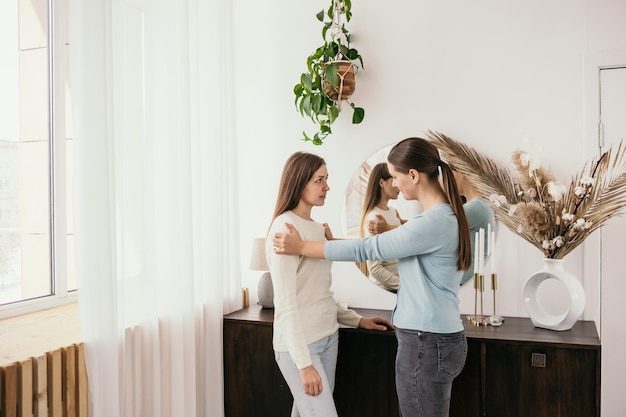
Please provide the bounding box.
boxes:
[484,342,600,417]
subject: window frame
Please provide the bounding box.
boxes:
[0,0,76,319]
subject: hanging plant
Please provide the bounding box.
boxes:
[293,0,365,145]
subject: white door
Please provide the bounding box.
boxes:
[599,66,626,417]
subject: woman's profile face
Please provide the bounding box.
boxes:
[388,163,415,201]
[300,165,330,207]
[380,177,400,200]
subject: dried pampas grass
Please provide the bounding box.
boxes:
[427,130,626,258]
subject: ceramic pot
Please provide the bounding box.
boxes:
[322,60,356,101]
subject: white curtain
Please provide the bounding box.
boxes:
[69,0,240,416]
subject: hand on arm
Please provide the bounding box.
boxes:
[273,223,326,258]
[299,365,324,396]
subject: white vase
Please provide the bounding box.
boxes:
[523,258,586,331]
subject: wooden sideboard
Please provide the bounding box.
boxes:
[223,305,600,417]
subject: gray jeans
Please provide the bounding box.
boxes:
[395,328,467,417]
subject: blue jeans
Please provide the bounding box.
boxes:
[395,328,467,417]
[275,331,339,417]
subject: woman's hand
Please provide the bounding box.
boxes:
[298,365,323,396]
[358,316,395,331]
[368,215,389,234]
[368,215,401,234]
[322,223,334,240]
[273,223,303,255]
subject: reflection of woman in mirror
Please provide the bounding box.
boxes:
[359,162,405,293]
[369,163,497,288]
[450,165,497,285]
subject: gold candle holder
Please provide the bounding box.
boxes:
[466,273,489,326]
[492,273,497,316]
[488,273,504,326]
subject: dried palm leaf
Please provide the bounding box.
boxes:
[426,130,534,242]
[426,130,626,259]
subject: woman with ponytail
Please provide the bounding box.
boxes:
[272,137,471,417]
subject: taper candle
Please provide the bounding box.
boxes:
[478,228,485,275]
[487,223,491,259]
[491,231,496,274]
[473,231,480,273]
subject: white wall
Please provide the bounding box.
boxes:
[233,1,625,413]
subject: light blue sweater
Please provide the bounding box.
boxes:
[325,204,464,333]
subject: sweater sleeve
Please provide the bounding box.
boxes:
[268,222,313,369]
[336,303,362,328]
[366,259,400,290]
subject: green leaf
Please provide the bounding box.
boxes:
[330,42,339,57]
[338,44,349,58]
[328,105,339,124]
[325,63,339,87]
[302,96,311,117]
[294,83,303,97]
[311,94,323,114]
[312,74,322,90]
[316,10,324,22]
[346,48,360,61]
[301,73,313,91]
[345,0,353,21]
[352,107,365,124]
[312,133,324,146]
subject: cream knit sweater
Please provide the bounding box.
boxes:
[267,211,362,369]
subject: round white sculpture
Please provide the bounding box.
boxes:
[524,258,585,331]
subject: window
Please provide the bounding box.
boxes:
[0,0,75,318]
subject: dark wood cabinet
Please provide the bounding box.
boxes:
[222,310,292,417]
[332,312,399,417]
[465,318,602,417]
[223,306,600,417]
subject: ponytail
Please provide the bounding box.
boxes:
[439,161,471,271]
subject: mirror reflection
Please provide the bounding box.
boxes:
[343,143,497,293]
[343,146,423,291]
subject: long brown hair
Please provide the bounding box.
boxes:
[270,152,326,224]
[359,162,392,238]
[387,137,471,271]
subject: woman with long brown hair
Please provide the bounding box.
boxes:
[358,162,404,292]
[272,138,471,417]
[266,151,393,417]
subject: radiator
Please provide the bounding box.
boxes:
[0,343,88,417]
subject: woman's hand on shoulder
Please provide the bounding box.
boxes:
[273,223,303,255]
[322,223,334,240]
[358,316,395,331]
[368,215,389,234]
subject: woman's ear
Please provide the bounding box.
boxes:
[408,169,419,182]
